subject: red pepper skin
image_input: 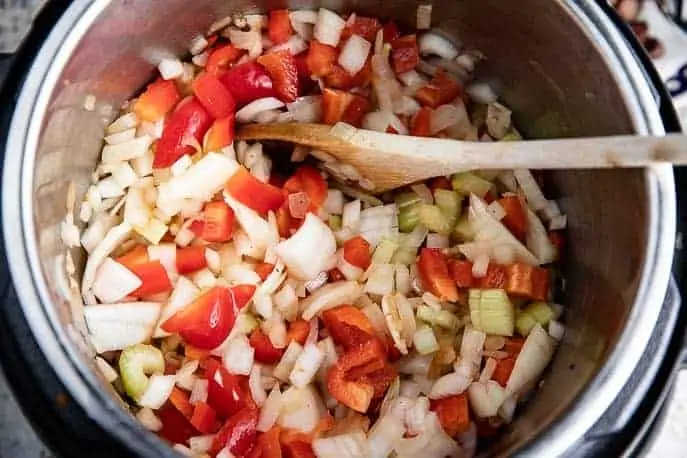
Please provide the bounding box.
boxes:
[257,50,299,103]
[161,285,255,350]
[176,246,207,274]
[268,10,293,44]
[193,73,237,119]
[342,236,372,270]
[129,261,173,298]
[382,21,401,43]
[417,248,459,302]
[134,79,180,122]
[410,107,432,137]
[154,97,213,168]
[191,200,236,243]
[391,35,420,74]
[414,70,463,108]
[206,43,244,76]
[204,115,235,152]
[225,167,286,214]
[342,16,381,42]
[430,393,471,436]
[207,365,255,420]
[282,166,328,212]
[499,196,527,241]
[190,401,219,434]
[211,407,259,457]
[158,403,197,445]
[306,40,338,78]
[221,62,278,107]
[249,328,284,364]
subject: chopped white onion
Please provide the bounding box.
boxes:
[368,414,405,458]
[398,353,433,376]
[189,379,209,405]
[105,128,136,146]
[270,35,308,55]
[513,169,548,212]
[342,199,362,230]
[90,257,141,303]
[418,32,459,60]
[249,364,267,406]
[359,204,398,248]
[289,343,325,387]
[101,135,152,164]
[524,205,557,265]
[336,249,364,281]
[273,341,303,381]
[362,110,408,135]
[138,374,176,409]
[276,213,336,281]
[486,102,512,140]
[278,385,327,433]
[222,335,254,375]
[467,380,508,418]
[95,356,119,383]
[175,360,199,391]
[339,35,372,75]
[324,189,345,215]
[188,435,214,454]
[471,254,490,278]
[154,276,199,337]
[479,357,498,383]
[258,386,283,432]
[459,326,487,377]
[467,82,498,104]
[263,310,287,347]
[136,407,162,432]
[314,8,346,47]
[301,281,363,320]
[429,104,467,134]
[158,57,184,80]
[228,27,262,58]
[487,200,506,221]
[426,233,449,249]
[429,370,472,399]
[548,320,565,341]
[273,284,299,321]
[236,97,285,123]
[550,214,567,231]
[365,264,395,296]
[507,324,556,395]
[416,4,433,30]
[313,432,370,458]
[107,112,139,134]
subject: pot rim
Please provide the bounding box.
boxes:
[0,1,676,456]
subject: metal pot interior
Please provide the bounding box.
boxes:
[5,0,675,455]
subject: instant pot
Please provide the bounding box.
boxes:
[0,1,685,457]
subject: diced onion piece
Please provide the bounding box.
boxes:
[413,325,439,355]
[368,414,405,458]
[548,320,565,341]
[222,335,254,375]
[157,56,184,80]
[324,189,345,215]
[429,370,472,399]
[278,385,327,433]
[430,104,467,134]
[398,353,433,376]
[467,82,498,104]
[96,177,125,198]
[459,327,486,376]
[82,222,133,303]
[249,364,267,406]
[173,444,194,457]
[426,233,449,249]
[365,263,395,296]
[190,379,209,405]
[175,360,199,391]
[301,281,363,320]
[362,110,408,135]
[189,435,214,454]
[105,128,136,145]
[313,432,370,458]
[479,357,497,383]
[91,257,142,303]
[258,386,283,432]
[189,35,209,55]
[236,97,285,123]
[228,27,262,58]
[339,34,372,75]
[276,213,336,281]
[123,187,151,227]
[95,356,119,383]
[286,96,322,123]
[314,8,346,47]
[487,200,506,220]
[524,205,557,265]
[416,4,433,30]
[273,341,303,381]
[342,199,362,230]
[273,284,299,321]
[550,214,567,231]
[107,112,139,134]
[136,407,162,432]
[101,135,153,163]
[138,374,176,409]
[513,169,548,212]
[270,35,308,55]
[471,254,490,278]
[506,324,556,395]
[418,32,458,60]
[263,311,287,348]
[467,380,508,418]
[359,204,398,248]
[486,102,512,140]
[289,343,325,387]
[154,276,199,337]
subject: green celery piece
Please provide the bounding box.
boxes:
[418,204,451,234]
[451,172,493,197]
[119,344,165,400]
[452,214,475,242]
[469,289,514,336]
[372,237,399,264]
[391,247,418,265]
[523,301,554,325]
[516,311,538,337]
[395,192,424,209]
[434,189,462,229]
[328,214,342,231]
[398,207,421,233]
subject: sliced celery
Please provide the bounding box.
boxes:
[398,207,421,233]
[452,214,475,242]
[526,301,554,325]
[372,237,399,264]
[417,305,436,324]
[395,192,424,209]
[418,204,451,234]
[413,325,440,355]
[468,289,514,336]
[391,247,418,265]
[515,310,538,337]
[328,214,342,231]
[501,127,523,142]
[451,172,493,197]
[417,305,459,330]
[433,189,462,229]
[119,344,165,400]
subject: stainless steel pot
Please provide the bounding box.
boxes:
[0,0,680,456]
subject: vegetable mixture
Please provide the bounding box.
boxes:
[67,7,569,458]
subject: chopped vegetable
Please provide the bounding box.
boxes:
[119,344,165,400]
[154,97,213,168]
[417,248,458,302]
[468,289,514,336]
[134,79,180,122]
[225,167,285,214]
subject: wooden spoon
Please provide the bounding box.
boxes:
[236,122,687,192]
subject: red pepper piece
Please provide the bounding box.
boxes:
[342,236,372,270]
[169,386,194,419]
[449,259,475,288]
[158,403,196,444]
[306,40,338,78]
[207,365,255,420]
[414,70,463,108]
[254,262,275,281]
[283,165,328,212]
[211,406,259,456]
[382,21,401,43]
[340,94,371,127]
[342,16,381,42]
[116,245,149,270]
[410,106,432,137]
[221,62,278,107]
[249,328,285,364]
[322,305,377,349]
[324,59,372,90]
[268,10,293,45]
[391,35,420,74]
[204,115,235,152]
[190,401,219,434]
[248,425,282,458]
[499,196,527,241]
[478,264,508,289]
[257,50,299,103]
[430,393,471,436]
[193,73,236,119]
[225,167,286,214]
[206,43,244,76]
[129,261,173,298]
[161,285,255,350]
[191,200,236,243]
[176,246,207,274]
[417,248,459,302]
[154,97,213,168]
[134,79,180,122]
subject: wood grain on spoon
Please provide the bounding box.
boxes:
[236,122,686,192]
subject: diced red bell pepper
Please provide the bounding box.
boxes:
[204,115,235,152]
[499,196,527,241]
[414,70,463,108]
[191,200,236,242]
[169,386,194,419]
[306,40,338,78]
[505,263,550,301]
[268,10,293,45]
[449,259,474,288]
[257,50,299,103]
[340,94,371,128]
[211,407,259,456]
[430,393,471,436]
[276,200,300,238]
[326,339,388,413]
[483,190,496,204]
[116,244,149,270]
[220,62,277,107]
[283,166,328,212]
[492,356,516,387]
[190,401,219,434]
[207,365,255,419]
[385,335,403,362]
[249,328,284,364]
[185,345,211,362]
[504,336,525,354]
[321,88,359,125]
[176,246,207,274]
[391,35,420,74]
[475,418,500,438]
[342,16,381,42]
[328,268,345,282]
[193,73,237,119]
[410,106,432,137]
[225,167,286,214]
[129,261,173,298]
[342,235,372,270]
[429,176,452,192]
[206,43,244,76]
[248,425,282,458]
[134,79,180,122]
[154,97,213,168]
[322,305,377,349]
[281,439,316,458]
[365,363,398,398]
[158,403,196,444]
[382,21,401,43]
[324,59,372,90]
[294,52,315,95]
[417,248,459,302]
[478,264,507,289]
[161,285,255,349]
[254,262,275,281]
[286,319,310,346]
[549,231,565,260]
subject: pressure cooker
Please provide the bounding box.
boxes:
[0,0,685,456]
